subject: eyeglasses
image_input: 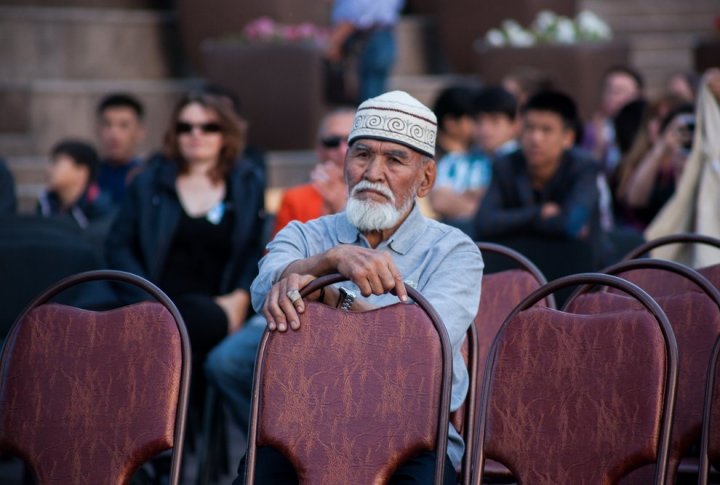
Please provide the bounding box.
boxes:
[176,121,223,135]
[319,135,348,149]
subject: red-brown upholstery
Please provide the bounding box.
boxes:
[481,306,669,484]
[700,337,720,483]
[568,290,720,483]
[0,302,184,485]
[246,289,451,484]
[699,264,720,290]
[474,269,547,385]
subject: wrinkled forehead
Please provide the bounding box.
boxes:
[349,137,424,158]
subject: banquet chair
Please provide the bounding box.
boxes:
[700,335,720,484]
[474,273,678,485]
[459,242,555,485]
[244,273,453,485]
[0,270,191,485]
[623,233,720,293]
[565,259,720,484]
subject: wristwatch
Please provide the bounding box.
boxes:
[336,287,356,311]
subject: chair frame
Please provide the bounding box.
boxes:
[244,273,453,485]
[464,242,555,485]
[476,241,556,309]
[623,233,720,262]
[474,273,679,485]
[700,335,720,484]
[564,258,720,311]
[0,269,192,485]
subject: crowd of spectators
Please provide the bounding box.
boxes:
[2,48,719,482]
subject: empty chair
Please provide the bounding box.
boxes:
[700,335,720,484]
[0,270,191,485]
[459,242,555,485]
[474,273,678,485]
[624,233,720,293]
[566,259,720,484]
[244,273,453,485]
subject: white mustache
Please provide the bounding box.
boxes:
[350,181,395,205]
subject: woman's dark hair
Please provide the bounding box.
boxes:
[164,92,247,182]
[614,98,648,155]
[51,139,100,182]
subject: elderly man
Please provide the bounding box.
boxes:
[239,91,483,484]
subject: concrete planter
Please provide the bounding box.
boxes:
[694,37,720,73]
[475,40,630,120]
[201,40,326,151]
[433,0,577,73]
[178,0,330,72]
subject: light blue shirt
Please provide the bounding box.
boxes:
[251,202,484,469]
[331,0,405,29]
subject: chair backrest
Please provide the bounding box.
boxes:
[0,270,191,485]
[700,335,720,484]
[623,232,720,263]
[245,273,453,485]
[565,259,720,485]
[457,243,555,485]
[474,273,678,485]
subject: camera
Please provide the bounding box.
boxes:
[676,113,695,152]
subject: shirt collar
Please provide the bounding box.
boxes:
[336,202,427,255]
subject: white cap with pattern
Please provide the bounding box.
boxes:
[348,91,437,158]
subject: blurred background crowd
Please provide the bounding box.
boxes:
[0,0,719,482]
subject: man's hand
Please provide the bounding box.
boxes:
[540,202,561,219]
[215,289,250,334]
[311,161,347,214]
[263,274,321,333]
[329,245,408,301]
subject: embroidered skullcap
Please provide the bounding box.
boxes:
[348,91,437,158]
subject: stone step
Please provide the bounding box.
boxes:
[0,0,170,8]
[392,15,445,76]
[0,78,201,158]
[0,6,183,81]
[0,133,35,157]
[389,73,480,108]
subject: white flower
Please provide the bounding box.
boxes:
[554,17,576,43]
[501,19,535,46]
[576,10,612,40]
[532,10,558,34]
[485,29,506,47]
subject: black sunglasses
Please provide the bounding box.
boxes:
[320,135,348,149]
[176,121,223,135]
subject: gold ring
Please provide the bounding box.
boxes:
[286,289,301,304]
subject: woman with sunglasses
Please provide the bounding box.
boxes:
[106,92,266,369]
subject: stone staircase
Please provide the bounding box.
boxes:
[0,5,466,213]
[0,4,199,212]
[581,0,718,97]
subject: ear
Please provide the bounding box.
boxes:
[561,127,575,149]
[415,158,436,198]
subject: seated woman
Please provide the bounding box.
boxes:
[106,92,266,368]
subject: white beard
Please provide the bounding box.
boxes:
[345,180,414,232]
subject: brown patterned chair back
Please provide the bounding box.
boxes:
[474,273,678,485]
[0,270,191,485]
[566,259,720,485]
[245,273,452,485]
[457,243,554,485]
[700,336,720,483]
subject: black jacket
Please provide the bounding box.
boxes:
[474,149,601,244]
[106,158,266,300]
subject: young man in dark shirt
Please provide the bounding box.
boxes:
[474,91,604,264]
